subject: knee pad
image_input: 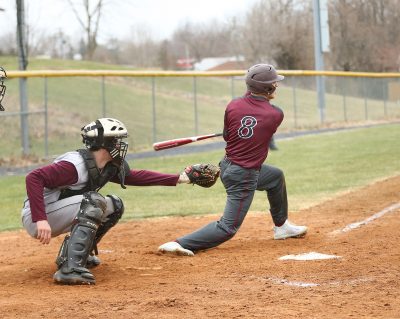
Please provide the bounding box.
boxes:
[77,191,107,228]
[105,194,125,225]
[93,195,124,247]
[107,194,124,217]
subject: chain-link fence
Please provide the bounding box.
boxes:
[1,70,399,159]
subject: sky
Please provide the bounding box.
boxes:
[0,0,260,43]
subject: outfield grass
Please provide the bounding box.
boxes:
[1,124,399,232]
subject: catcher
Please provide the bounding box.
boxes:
[158,63,308,256]
[21,117,219,285]
[0,66,7,111]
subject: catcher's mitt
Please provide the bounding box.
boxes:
[184,163,220,188]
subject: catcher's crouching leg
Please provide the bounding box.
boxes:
[53,191,106,285]
[87,195,124,268]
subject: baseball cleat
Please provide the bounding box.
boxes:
[158,241,194,256]
[273,220,308,240]
[53,267,96,285]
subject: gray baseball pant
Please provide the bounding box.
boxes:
[22,195,116,238]
[177,157,288,251]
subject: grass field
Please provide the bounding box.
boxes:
[1,123,399,232]
[1,56,399,158]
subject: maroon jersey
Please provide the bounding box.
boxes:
[223,93,284,169]
[25,158,179,222]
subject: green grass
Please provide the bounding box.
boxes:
[1,124,399,232]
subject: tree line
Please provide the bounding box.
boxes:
[0,0,399,72]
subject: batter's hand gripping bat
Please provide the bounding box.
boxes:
[153,133,223,151]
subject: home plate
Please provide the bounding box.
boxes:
[279,252,341,261]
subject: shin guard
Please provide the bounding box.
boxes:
[53,191,106,285]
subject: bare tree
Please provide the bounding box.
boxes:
[4,0,399,72]
[118,25,160,67]
[170,19,241,66]
[66,0,104,60]
[158,40,176,70]
[329,0,400,72]
[241,0,313,69]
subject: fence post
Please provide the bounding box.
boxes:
[292,76,298,128]
[101,76,106,117]
[19,77,30,155]
[342,76,347,122]
[151,77,157,143]
[364,77,368,120]
[193,76,198,135]
[17,0,30,155]
[44,77,48,157]
[383,78,387,118]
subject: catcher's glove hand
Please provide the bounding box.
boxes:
[184,163,220,188]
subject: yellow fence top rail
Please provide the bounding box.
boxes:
[5,69,400,78]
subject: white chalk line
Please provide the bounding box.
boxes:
[330,202,400,235]
[250,275,372,288]
[99,249,113,253]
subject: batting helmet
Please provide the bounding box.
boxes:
[0,67,7,111]
[245,64,284,95]
[81,118,129,164]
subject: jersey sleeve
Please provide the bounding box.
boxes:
[223,109,229,141]
[111,169,179,186]
[26,161,79,222]
[272,104,284,126]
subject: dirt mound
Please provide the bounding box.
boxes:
[1,176,399,318]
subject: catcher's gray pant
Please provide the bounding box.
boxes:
[22,195,116,238]
[177,157,288,252]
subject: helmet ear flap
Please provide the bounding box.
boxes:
[81,120,106,149]
[266,85,276,94]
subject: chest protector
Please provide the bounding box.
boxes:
[59,149,130,200]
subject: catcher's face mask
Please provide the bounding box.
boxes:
[103,136,129,164]
[0,67,7,111]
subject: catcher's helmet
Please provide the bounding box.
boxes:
[81,118,129,164]
[0,67,7,111]
[245,64,284,95]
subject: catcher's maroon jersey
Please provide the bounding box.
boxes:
[223,92,283,169]
[24,151,179,222]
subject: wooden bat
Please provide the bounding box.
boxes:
[153,133,223,151]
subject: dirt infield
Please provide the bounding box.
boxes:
[1,176,399,319]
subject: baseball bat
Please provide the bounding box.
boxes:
[153,133,223,151]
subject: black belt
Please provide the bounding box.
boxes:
[223,156,261,171]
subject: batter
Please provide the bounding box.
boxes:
[159,64,308,256]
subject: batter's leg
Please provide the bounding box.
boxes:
[177,159,259,251]
[256,164,288,226]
